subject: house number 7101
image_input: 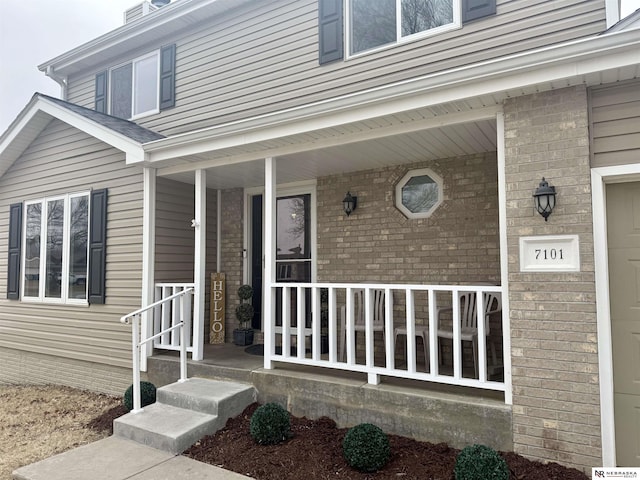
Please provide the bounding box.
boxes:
[534,248,564,260]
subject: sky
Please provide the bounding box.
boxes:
[0,0,639,135]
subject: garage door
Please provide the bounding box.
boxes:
[607,181,640,466]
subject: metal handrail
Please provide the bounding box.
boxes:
[120,287,194,413]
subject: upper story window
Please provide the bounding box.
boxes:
[95,44,176,120]
[110,52,159,119]
[347,0,461,55]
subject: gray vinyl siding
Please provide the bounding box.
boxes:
[154,178,218,283]
[155,178,196,283]
[65,0,606,136]
[154,177,219,343]
[0,119,144,369]
[589,81,640,168]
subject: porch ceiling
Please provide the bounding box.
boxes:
[159,114,498,190]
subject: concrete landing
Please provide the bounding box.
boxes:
[114,377,255,454]
[12,436,252,480]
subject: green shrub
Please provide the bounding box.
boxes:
[342,423,390,472]
[123,381,157,412]
[250,403,291,445]
[454,444,509,480]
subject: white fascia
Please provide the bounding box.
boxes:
[142,29,640,164]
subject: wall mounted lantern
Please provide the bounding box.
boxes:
[343,192,357,216]
[533,177,556,221]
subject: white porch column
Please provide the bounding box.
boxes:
[141,167,156,372]
[496,112,513,405]
[263,157,276,369]
[193,169,206,361]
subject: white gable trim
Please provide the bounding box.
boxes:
[0,96,146,177]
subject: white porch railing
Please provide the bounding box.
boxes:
[120,286,194,413]
[266,283,505,392]
[153,283,195,352]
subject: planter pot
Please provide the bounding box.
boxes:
[233,329,254,346]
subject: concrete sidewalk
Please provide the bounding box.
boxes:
[13,436,253,480]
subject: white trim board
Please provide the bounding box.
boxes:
[591,162,640,467]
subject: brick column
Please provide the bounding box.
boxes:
[504,85,601,470]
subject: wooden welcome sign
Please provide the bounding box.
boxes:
[210,273,225,344]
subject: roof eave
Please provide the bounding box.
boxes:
[0,96,147,178]
[142,28,640,163]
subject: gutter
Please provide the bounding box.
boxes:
[141,28,640,160]
[45,66,68,100]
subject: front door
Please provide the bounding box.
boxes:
[607,181,640,466]
[249,191,314,330]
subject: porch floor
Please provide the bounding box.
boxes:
[146,342,512,451]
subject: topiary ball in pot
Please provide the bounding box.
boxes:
[249,402,291,445]
[454,444,509,480]
[123,381,157,412]
[342,423,390,472]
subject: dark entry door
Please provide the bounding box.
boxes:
[250,193,312,330]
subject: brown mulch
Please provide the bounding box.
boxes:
[179,403,587,480]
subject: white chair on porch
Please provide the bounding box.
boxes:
[437,291,501,377]
[393,324,429,370]
[339,288,386,361]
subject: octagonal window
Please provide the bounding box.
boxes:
[395,168,443,219]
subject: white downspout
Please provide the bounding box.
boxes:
[45,66,68,100]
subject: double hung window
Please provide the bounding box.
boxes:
[95,44,175,120]
[22,193,90,303]
[110,52,159,119]
[348,0,460,55]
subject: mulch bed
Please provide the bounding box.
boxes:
[88,402,589,479]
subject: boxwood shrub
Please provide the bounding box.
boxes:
[454,444,509,480]
[342,423,390,472]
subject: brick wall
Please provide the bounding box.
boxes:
[504,85,601,470]
[317,153,501,286]
[220,188,245,342]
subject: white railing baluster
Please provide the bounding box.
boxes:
[121,286,194,413]
[263,282,506,396]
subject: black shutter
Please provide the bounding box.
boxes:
[7,203,22,300]
[159,44,176,110]
[88,189,108,304]
[318,0,343,65]
[95,71,108,114]
[462,0,496,23]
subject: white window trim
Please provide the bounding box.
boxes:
[345,0,462,59]
[21,192,90,305]
[395,167,443,219]
[109,50,160,121]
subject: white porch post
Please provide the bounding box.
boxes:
[496,112,513,405]
[193,169,206,361]
[141,167,156,372]
[264,157,276,370]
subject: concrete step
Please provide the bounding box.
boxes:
[158,377,255,417]
[114,378,256,454]
[114,403,220,454]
